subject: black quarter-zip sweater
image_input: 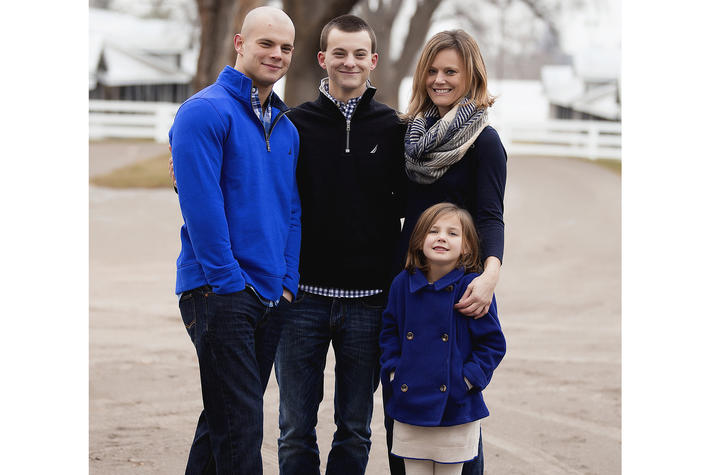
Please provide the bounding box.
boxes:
[286,88,407,291]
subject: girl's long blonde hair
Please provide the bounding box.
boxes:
[405,202,482,274]
[403,30,495,120]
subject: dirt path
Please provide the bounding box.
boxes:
[89,140,169,177]
[89,143,620,474]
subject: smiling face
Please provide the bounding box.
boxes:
[318,28,377,102]
[234,9,295,95]
[425,48,467,117]
[422,212,465,269]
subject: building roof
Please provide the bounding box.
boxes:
[540,47,621,120]
[90,8,194,53]
[573,46,621,82]
[89,8,197,89]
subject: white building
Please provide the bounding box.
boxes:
[89,8,198,102]
[541,46,621,121]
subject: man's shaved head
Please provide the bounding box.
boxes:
[233,6,295,103]
[241,6,295,39]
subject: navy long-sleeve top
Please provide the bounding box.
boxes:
[398,125,507,269]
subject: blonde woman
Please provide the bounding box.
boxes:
[387,29,507,475]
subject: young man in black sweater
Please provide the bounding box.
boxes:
[273,15,405,475]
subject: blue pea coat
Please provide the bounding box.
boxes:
[379,267,506,427]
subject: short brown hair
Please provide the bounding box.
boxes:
[404,30,495,119]
[320,15,377,53]
[405,202,482,274]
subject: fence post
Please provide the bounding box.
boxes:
[154,105,173,143]
[587,122,599,160]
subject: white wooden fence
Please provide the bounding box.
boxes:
[89,100,621,160]
[89,100,179,143]
[499,119,621,160]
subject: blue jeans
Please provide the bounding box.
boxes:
[383,410,484,474]
[273,291,385,475]
[179,286,286,475]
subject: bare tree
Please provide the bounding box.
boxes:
[282,0,361,106]
[354,0,442,109]
[192,0,360,104]
[190,0,569,105]
[89,0,113,8]
[193,0,265,91]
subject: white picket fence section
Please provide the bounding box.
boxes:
[499,119,621,160]
[89,100,621,160]
[89,100,179,143]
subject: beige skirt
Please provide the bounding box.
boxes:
[392,419,481,463]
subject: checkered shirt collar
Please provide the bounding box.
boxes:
[319,77,372,120]
[250,86,274,132]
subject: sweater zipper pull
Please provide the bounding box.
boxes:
[265,109,289,153]
[345,119,351,153]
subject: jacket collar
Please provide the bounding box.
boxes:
[408,267,465,293]
[216,66,290,113]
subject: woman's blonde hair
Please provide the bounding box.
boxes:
[403,30,495,120]
[405,202,482,274]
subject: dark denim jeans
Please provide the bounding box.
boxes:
[383,410,484,474]
[273,291,385,475]
[179,286,285,475]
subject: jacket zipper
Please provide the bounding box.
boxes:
[264,109,290,152]
[345,118,351,153]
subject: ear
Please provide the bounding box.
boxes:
[369,52,378,71]
[234,34,244,55]
[317,50,327,70]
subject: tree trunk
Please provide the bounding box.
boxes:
[282,0,361,106]
[193,0,265,92]
[191,0,562,107]
[355,0,443,110]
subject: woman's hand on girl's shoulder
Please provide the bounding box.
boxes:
[454,273,495,318]
[455,258,501,318]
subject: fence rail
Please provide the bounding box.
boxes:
[499,119,621,160]
[89,100,621,160]
[89,100,179,143]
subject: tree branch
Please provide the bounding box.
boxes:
[393,0,442,78]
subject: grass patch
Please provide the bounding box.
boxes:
[92,150,620,189]
[593,158,621,175]
[91,152,174,189]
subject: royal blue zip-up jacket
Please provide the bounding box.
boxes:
[380,267,506,426]
[169,66,301,300]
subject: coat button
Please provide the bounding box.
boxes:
[440,384,447,392]
[445,285,453,292]
[401,384,408,392]
[406,331,414,340]
[441,333,449,342]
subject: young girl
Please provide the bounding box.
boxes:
[380,202,506,474]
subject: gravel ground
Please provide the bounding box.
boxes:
[89,141,621,474]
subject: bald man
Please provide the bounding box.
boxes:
[169,7,300,474]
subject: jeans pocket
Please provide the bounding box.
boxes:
[179,292,197,338]
[291,289,308,304]
[359,293,386,310]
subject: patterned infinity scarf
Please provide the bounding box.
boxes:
[405,98,489,184]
